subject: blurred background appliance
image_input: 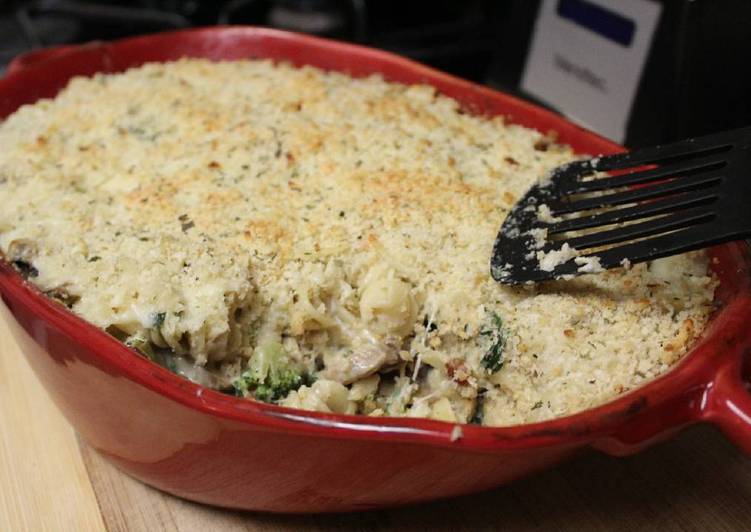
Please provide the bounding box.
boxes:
[0,0,749,147]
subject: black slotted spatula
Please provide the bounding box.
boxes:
[491,126,751,285]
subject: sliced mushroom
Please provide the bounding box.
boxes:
[44,285,80,308]
[322,338,400,385]
[322,299,403,384]
[7,239,39,278]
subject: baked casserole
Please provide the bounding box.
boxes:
[0,59,715,426]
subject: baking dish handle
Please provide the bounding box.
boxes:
[594,292,751,456]
[706,351,751,455]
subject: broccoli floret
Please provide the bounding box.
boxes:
[479,311,507,373]
[232,341,307,403]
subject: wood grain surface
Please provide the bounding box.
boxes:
[1,300,750,532]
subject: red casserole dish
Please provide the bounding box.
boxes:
[0,27,750,513]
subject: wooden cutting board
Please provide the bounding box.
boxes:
[1,300,750,532]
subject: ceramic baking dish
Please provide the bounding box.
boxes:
[0,27,750,513]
